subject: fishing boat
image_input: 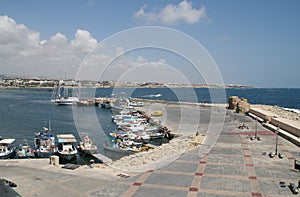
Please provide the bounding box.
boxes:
[151,110,163,117]
[100,100,112,109]
[57,134,78,161]
[129,101,143,107]
[33,127,58,158]
[111,92,134,114]
[102,140,138,160]
[77,136,98,155]
[0,138,16,159]
[16,139,35,158]
[103,138,152,160]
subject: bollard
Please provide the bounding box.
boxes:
[50,155,59,166]
[90,159,95,168]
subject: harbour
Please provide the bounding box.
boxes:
[1,1,300,196]
[0,96,299,196]
[0,88,300,196]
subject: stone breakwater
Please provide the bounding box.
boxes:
[132,98,228,108]
[109,134,205,172]
[252,104,300,127]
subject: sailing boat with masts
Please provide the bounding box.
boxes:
[51,80,79,105]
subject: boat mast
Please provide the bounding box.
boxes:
[48,118,51,133]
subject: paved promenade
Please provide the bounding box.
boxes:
[0,104,299,196]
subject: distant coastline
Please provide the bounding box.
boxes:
[0,77,254,89]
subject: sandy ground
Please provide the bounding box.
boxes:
[252,104,300,127]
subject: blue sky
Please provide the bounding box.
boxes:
[0,0,299,87]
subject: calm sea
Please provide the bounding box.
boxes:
[0,87,299,157]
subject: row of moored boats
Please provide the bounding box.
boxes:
[0,129,97,161]
[103,96,172,155]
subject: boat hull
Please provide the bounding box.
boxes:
[0,147,16,159]
[100,102,111,109]
[78,148,98,156]
[34,150,57,158]
[57,151,77,161]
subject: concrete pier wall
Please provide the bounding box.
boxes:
[271,117,300,137]
[249,107,300,138]
[249,108,273,123]
[248,107,300,146]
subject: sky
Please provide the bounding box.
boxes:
[0,0,299,88]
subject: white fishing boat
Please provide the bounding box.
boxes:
[100,100,112,109]
[33,127,58,158]
[111,92,134,114]
[0,138,16,159]
[77,136,98,155]
[57,134,78,161]
[129,101,143,107]
[112,111,131,122]
[16,139,35,158]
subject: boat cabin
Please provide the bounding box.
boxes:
[57,134,77,152]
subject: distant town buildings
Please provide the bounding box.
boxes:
[0,76,253,89]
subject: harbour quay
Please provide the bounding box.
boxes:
[0,101,300,197]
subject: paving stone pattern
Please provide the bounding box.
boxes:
[116,110,300,197]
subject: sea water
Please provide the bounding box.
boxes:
[0,87,299,160]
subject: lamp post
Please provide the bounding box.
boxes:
[250,118,260,141]
[275,126,279,155]
[255,118,258,138]
[255,118,261,140]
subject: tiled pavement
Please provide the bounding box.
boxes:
[103,113,300,197]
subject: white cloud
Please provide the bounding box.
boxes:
[0,15,39,45]
[0,15,100,78]
[71,29,97,53]
[0,15,188,83]
[115,46,124,57]
[49,33,68,44]
[110,58,189,83]
[133,0,206,25]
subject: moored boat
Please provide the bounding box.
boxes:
[103,138,152,160]
[100,100,112,109]
[57,134,78,161]
[0,138,16,159]
[33,127,58,158]
[76,99,98,106]
[16,139,35,158]
[77,135,98,155]
[51,81,79,106]
[55,96,79,106]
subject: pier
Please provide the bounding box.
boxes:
[91,153,112,163]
